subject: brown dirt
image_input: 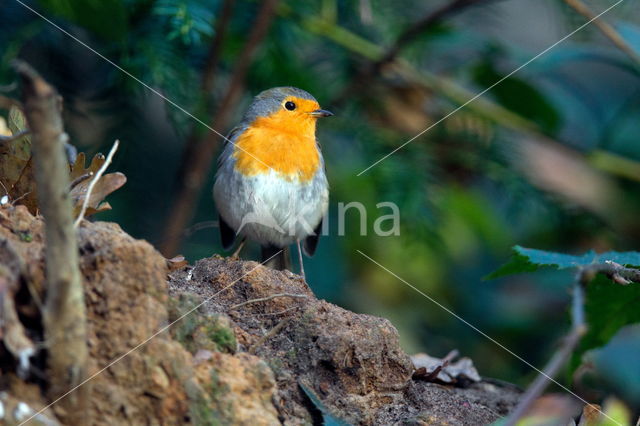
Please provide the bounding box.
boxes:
[0,205,521,425]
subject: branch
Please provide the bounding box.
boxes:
[165,0,236,249]
[330,0,496,106]
[563,0,640,69]
[581,261,640,285]
[74,139,119,227]
[504,273,589,425]
[14,60,88,424]
[201,0,237,99]
[377,0,493,68]
[228,293,308,311]
[161,0,279,256]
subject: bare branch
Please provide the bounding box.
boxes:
[161,0,279,256]
[581,261,640,285]
[563,0,640,68]
[201,0,237,98]
[504,281,587,425]
[502,260,635,425]
[14,60,88,424]
[74,139,119,227]
[229,293,308,311]
[378,0,493,68]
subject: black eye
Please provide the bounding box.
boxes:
[284,101,296,111]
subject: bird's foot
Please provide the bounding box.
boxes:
[230,239,246,259]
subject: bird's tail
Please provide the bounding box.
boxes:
[261,245,291,271]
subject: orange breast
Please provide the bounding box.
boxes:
[232,109,321,182]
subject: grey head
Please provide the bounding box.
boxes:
[241,87,318,125]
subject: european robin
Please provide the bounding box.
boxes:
[213,87,333,278]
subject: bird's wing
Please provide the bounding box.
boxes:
[216,126,243,169]
[303,218,323,257]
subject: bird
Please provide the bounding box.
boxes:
[213,87,332,279]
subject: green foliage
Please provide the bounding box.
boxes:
[576,274,640,368]
[489,246,640,382]
[153,0,214,45]
[472,60,561,134]
[39,0,129,42]
[487,246,640,279]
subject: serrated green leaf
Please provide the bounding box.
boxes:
[484,252,538,280]
[572,274,640,371]
[486,246,640,279]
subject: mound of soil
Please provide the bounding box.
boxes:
[0,204,520,425]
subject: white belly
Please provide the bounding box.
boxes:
[214,165,328,247]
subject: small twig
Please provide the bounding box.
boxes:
[331,0,495,106]
[442,348,460,363]
[504,278,588,425]
[581,261,640,285]
[249,317,291,354]
[69,172,93,190]
[14,60,88,423]
[201,0,237,99]
[74,140,119,227]
[11,191,32,204]
[248,306,301,317]
[377,0,492,68]
[563,0,640,69]
[229,293,308,311]
[0,130,30,143]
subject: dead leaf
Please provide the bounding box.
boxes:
[0,107,38,213]
[69,152,126,219]
[167,255,189,271]
[411,351,481,385]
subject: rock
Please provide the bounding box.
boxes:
[169,257,521,424]
[194,352,280,425]
[0,205,520,425]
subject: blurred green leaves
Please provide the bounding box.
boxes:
[577,274,640,371]
[153,0,214,45]
[472,61,561,134]
[39,0,129,42]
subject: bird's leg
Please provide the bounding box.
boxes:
[231,238,246,259]
[296,240,306,281]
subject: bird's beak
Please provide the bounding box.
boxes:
[309,109,334,118]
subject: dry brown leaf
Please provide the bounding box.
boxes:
[0,107,38,213]
[167,255,189,271]
[69,150,125,219]
[411,352,481,385]
[70,172,126,218]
